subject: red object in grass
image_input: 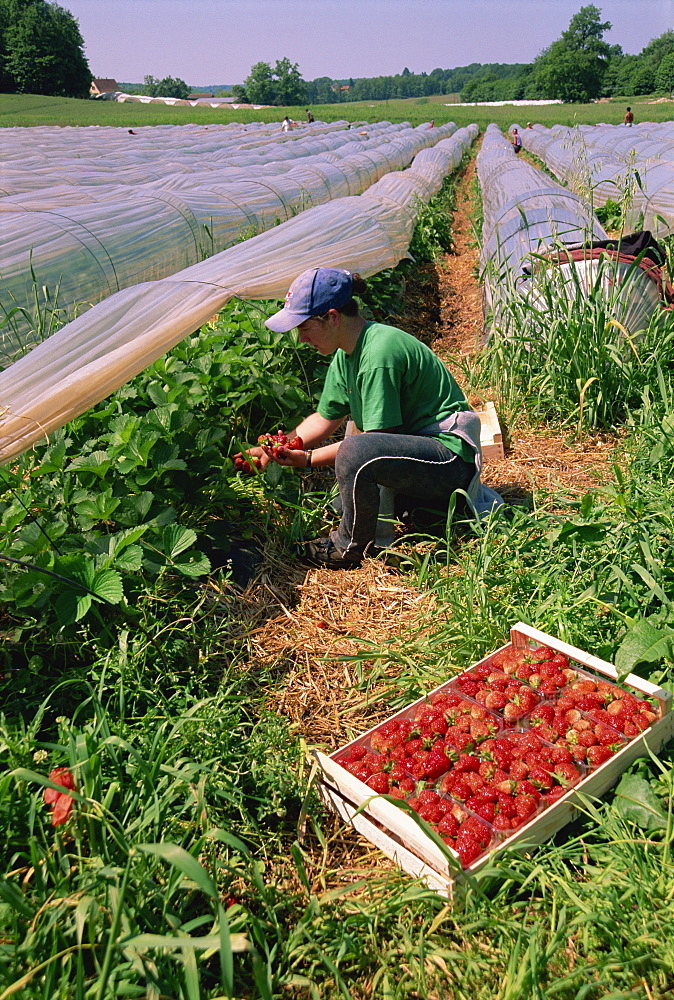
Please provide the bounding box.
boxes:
[43,767,76,826]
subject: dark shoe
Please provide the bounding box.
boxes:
[303,537,363,570]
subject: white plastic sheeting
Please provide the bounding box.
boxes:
[478,124,605,312]
[517,122,674,236]
[0,120,456,355]
[478,125,663,338]
[0,125,477,465]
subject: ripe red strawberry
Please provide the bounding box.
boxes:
[424,747,451,780]
[454,830,484,868]
[509,760,529,781]
[587,746,614,768]
[529,767,554,791]
[467,797,497,823]
[420,804,446,824]
[366,772,390,793]
[530,704,555,725]
[492,813,513,832]
[496,792,517,818]
[455,753,481,773]
[595,723,622,746]
[512,732,545,754]
[445,729,475,753]
[438,813,460,837]
[458,680,479,697]
[450,779,472,801]
[516,779,540,798]
[464,771,487,793]
[287,435,304,450]
[515,794,538,820]
[550,654,569,669]
[553,763,582,786]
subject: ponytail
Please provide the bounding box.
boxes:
[338,272,368,316]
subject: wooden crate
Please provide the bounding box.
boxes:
[316,622,673,897]
[477,401,504,462]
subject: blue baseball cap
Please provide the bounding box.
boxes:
[265,267,353,332]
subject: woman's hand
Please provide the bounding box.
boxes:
[233,445,270,471]
[263,446,310,468]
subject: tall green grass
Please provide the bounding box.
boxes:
[480,252,674,433]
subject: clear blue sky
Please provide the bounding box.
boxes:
[67,0,674,87]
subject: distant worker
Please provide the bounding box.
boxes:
[525,122,533,129]
[511,128,522,153]
[306,108,315,123]
[281,115,296,132]
[128,129,137,135]
[428,120,435,128]
[624,106,634,126]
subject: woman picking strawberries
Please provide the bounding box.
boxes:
[243,266,494,569]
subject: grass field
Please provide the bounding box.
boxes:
[0,90,672,130]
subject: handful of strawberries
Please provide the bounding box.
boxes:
[257,430,304,457]
[233,430,304,473]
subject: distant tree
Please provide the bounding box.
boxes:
[641,30,674,71]
[156,76,189,98]
[273,56,305,105]
[231,83,248,102]
[244,61,276,104]
[306,76,336,104]
[0,0,91,97]
[533,4,612,102]
[239,57,306,106]
[656,51,674,97]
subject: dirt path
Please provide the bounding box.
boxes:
[401,150,618,502]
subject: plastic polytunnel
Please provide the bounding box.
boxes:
[478,124,663,338]
[478,124,604,312]
[0,119,456,357]
[518,122,674,236]
[0,124,477,465]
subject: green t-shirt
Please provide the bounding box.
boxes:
[317,321,474,463]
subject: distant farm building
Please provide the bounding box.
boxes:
[90,79,119,96]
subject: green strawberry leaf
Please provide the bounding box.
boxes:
[615,619,674,672]
[613,774,668,832]
[55,590,92,626]
[91,569,124,604]
[113,545,144,572]
[173,552,211,578]
[162,525,197,560]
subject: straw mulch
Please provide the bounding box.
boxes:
[209,550,434,749]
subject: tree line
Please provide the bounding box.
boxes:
[236,7,674,107]
[1,2,672,107]
[0,0,91,98]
